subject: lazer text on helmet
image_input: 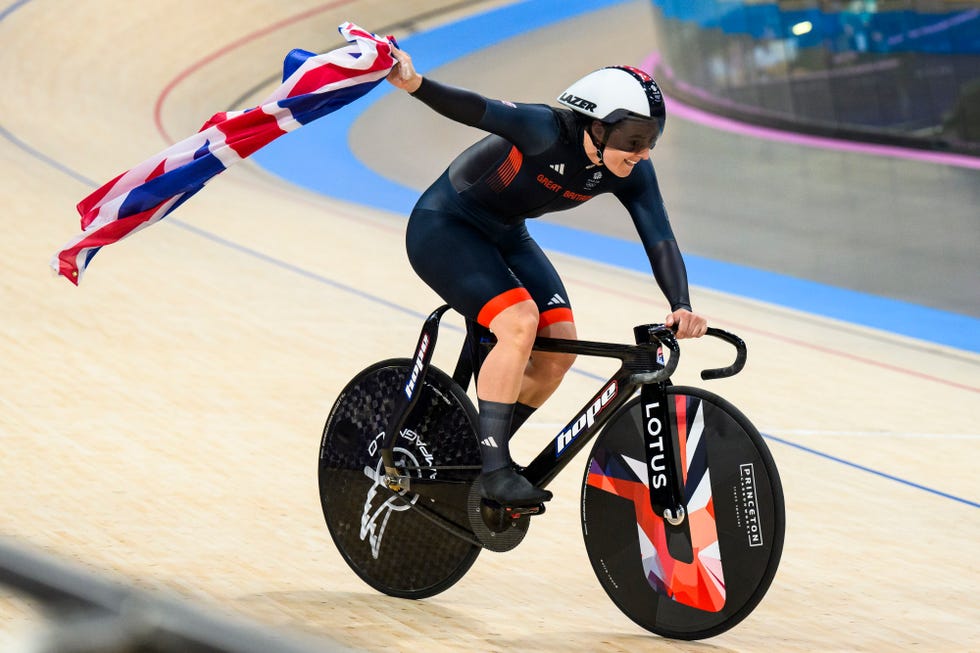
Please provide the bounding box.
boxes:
[558,92,597,113]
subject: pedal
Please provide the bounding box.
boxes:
[503,503,545,518]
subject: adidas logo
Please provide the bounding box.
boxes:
[549,163,565,175]
[481,436,498,448]
[547,293,566,306]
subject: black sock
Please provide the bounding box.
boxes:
[509,402,537,437]
[478,399,515,473]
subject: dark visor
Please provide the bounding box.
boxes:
[604,117,662,152]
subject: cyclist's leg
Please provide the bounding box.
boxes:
[406,209,539,401]
[406,208,550,505]
[501,227,578,416]
[518,320,577,408]
[476,302,553,504]
[475,298,539,404]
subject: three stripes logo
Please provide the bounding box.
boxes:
[549,163,565,175]
[547,293,566,306]
[481,436,498,448]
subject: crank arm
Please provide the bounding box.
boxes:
[381,487,483,548]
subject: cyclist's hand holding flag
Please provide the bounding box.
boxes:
[386,46,423,93]
[52,22,396,285]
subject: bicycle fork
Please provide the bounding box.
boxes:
[639,382,686,526]
[638,382,694,563]
[631,320,695,564]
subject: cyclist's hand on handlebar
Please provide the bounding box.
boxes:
[387,46,423,93]
[665,309,708,339]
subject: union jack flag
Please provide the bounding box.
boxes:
[52,22,396,285]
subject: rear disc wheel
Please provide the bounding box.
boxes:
[319,359,482,599]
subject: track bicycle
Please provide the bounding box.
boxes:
[318,305,784,639]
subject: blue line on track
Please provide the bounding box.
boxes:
[170,220,431,322]
[762,432,979,508]
[0,0,32,22]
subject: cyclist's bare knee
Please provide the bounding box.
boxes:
[488,300,539,352]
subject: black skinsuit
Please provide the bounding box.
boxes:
[405,77,692,328]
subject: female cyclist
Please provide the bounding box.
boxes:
[387,49,707,507]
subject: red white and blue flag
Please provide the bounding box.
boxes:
[52,22,396,285]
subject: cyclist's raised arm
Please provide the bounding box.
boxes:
[616,165,707,339]
[387,47,555,154]
[411,77,490,127]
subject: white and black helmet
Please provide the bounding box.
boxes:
[557,65,666,135]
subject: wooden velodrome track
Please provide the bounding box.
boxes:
[1,1,978,651]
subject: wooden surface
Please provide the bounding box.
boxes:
[1,1,977,651]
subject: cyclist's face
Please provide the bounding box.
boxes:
[598,120,660,177]
[599,119,659,178]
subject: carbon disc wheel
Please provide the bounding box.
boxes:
[319,359,482,599]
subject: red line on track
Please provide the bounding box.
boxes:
[153,0,356,143]
[567,275,979,394]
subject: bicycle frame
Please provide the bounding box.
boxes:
[381,305,745,532]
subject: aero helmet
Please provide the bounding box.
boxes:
[558,65,666,138]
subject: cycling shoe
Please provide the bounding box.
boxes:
[479,466,553,507]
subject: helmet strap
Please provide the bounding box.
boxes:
[585,121,606,165]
